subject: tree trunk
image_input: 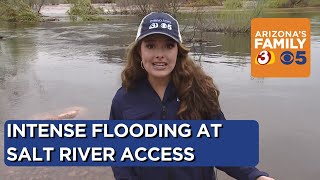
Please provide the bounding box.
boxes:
[37,0,46,14]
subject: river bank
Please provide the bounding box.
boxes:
[39,3,320,18]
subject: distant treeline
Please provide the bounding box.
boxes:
[267,0,320,7]
[21,0,320,7]
[38,0,113,4]
[24,0,114,4]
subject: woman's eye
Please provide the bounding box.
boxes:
[166,43,175,49]
[146,44,155,49]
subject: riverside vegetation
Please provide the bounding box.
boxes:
[0,0,319,35]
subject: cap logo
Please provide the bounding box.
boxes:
[149,23,158,29]
[149,22,172,30]
[161,23,172,30]
[136,12,182,43]
[150,19,172,24]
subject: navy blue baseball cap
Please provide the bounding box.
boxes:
[135,12,182,43]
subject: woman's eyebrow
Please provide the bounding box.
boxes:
[165,37,176,43]
[166,39,176,43]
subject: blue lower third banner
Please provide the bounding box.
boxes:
[4,120,259,166]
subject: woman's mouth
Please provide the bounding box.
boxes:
[152,62,167,70]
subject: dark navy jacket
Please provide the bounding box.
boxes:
[109,78,269,180]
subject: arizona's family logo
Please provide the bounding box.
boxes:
[251,18,310,77]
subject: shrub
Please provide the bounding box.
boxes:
[0,0,40,22]
[67,0,105,21]
[224,0,243,9]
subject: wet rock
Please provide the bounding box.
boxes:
[40,17,60,22]
[45,17,60,22]
[57,110,79,119]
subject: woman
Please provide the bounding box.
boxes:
[109,12,274,180]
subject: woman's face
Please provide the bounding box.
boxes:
[140,34,178,82]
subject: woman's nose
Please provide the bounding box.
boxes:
[155,54,164,59]
[155,49,164,59]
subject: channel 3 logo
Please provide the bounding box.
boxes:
[255,50,275,65]
[255,50,307,65]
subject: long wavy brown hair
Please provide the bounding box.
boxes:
[121,40,221,120]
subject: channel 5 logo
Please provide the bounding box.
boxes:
[251,18,310,77]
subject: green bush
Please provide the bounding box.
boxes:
[224,0,243,9]
[266,0,288,7]
[266,0,317,8]
[67,0,105,21]
[17,11,40,22]
[186,0,266,34]
[185,0,223,7]
[309,0,320,6]
[0,1,40,22]
[200,0,223,6]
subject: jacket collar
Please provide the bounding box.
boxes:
[140,77,177,103]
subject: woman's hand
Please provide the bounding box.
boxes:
[257,176,275,180]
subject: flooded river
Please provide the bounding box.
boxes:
[0,9,319,180]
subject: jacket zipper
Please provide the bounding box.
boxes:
[146,80,168,120]
[161,102,167,120]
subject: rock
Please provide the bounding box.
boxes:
[57,110,80,119]
[30,106,87,120]
[40,17,60,22]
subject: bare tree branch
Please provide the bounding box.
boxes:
[37,0,46,14]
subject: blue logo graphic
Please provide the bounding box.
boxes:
[280,51,307,65]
